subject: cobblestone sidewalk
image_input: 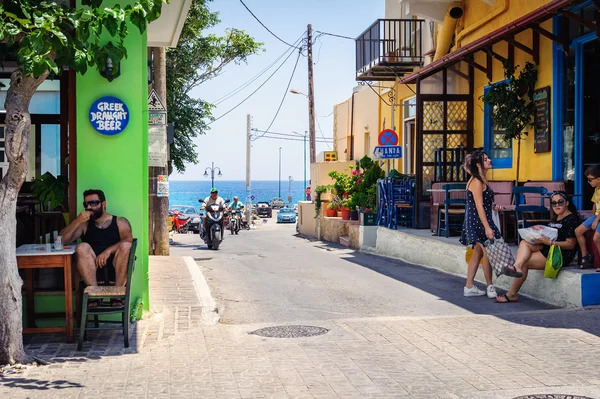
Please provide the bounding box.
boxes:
[2,257,600,399]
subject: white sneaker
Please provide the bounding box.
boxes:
[486,285,498,299]
[463,285,486,297]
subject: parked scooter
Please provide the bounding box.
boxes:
[171,209,191,234]
[198,198,230,250]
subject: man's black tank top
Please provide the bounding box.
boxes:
[82,216,121,255]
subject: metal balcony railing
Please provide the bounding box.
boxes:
[356,19,425,81]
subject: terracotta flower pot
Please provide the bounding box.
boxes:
[326,209,337,217]
[337,211,342,217]
[341,208,351,220]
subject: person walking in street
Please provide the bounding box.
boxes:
[496,191,579,303]
[460,150,521,298]
[575,164,600,270]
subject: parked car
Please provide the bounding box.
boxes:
[277,207,296,223]
[270,198,285,209]
[170,205,202,233]
[255,201,272,218]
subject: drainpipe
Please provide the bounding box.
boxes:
[434,2,465,61]
[455,0,509,49]
[350,91,355,161]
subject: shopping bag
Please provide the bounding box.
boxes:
[544,244,563,279]
[465,246,483,265]
[518,225,558,244]
[484,238,516,277]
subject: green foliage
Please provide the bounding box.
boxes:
[481,61,538,142]
[0,0,166,78]
[327,156,383,211]
[166,0,263,173]
[31,172,68,211]
[314,185,329,217]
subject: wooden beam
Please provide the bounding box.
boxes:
[463,57,487,74]
[532,29,540,64]
[508,41,514,68]
[486,48,508,64]
[486,51,493,81]
[561,10,599,34]
[504,37,534,55]
[531,24,569,53]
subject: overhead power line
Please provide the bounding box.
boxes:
[258,135,333,143]
[208,42,301,125]
[251,129,332,141]
[211,33,305,105]
[239,0,301,49]
[314,30,355,41]
[251,48,303,141]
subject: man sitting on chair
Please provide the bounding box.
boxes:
[60,189,132,306]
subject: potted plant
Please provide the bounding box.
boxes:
[481,61,537,185]
[340,198,351,220]
[31,172,69,225]
[314,185,330,218]
[347,195,359,221]
[326,201,338,217]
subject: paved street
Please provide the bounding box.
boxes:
[2,217,600,398]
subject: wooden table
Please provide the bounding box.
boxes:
[16,244,76,343]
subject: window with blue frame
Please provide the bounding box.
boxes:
[483,83,512,169]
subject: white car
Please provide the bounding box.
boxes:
[293,204,298,215]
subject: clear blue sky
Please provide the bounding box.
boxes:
[171,0,383,182]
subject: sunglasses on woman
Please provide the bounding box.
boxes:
[551,200,565,207]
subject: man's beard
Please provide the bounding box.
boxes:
[90,208,104,221]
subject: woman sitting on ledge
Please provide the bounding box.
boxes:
[496,191,579,303]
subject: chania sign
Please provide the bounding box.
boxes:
[89,96,130,135]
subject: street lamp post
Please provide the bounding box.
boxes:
[203,162,222,188]
[278,147,282,198]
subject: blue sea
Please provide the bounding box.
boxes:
[168,180,308,209]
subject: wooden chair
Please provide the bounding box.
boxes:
[513,187,550,243]
[77,239,138,350]
[438,183,467,238]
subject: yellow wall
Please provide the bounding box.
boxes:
[469,13,554,182]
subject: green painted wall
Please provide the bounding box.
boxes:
[75,0,149,311]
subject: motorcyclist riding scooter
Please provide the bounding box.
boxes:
[228,196,245,235]
[199,188,229,249]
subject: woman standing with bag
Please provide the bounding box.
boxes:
[495,191,579,303]
[460,150,522,298]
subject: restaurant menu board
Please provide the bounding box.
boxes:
[533,86,551,153]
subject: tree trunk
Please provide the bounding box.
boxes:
[151,47,169,255]
[0,68,48,365]
[515,136,522,187]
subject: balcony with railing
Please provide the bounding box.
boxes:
[356,19,424,81]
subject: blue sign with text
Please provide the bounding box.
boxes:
[89,96,129,136]
[373,146,402,159]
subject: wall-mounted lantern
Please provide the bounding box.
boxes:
[100,42,121,82]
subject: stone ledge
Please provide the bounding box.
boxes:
[373,227,600,308]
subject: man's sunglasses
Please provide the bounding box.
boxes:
[83,200,102,207]
[587,177,598,182]
[551,200,566,207]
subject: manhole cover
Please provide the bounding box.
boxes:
[513,395,595,399]
[248,325,329,338]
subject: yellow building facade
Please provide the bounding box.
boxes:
[331,0,599,215]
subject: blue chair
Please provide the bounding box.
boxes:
[393,178,416,228]
[437,183,467,238]
[512,186,550,243]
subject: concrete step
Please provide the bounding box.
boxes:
[373,227,600,308]
[339,236,350,247]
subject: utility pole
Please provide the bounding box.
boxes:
[307,24,316,164]
[304,131,307,200]
[278,147,282,198]
[288,176,293,206]
[246,114,252,224]
[150,47,169,256]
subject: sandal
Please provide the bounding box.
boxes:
[579,254,594,269]
[495,294,519,303]
[502,265,524,278]
[110,298,124,307]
